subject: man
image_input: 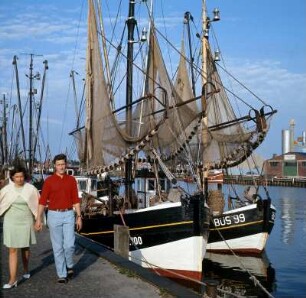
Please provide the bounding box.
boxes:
[35,154,82,283]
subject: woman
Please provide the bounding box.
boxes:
[0,166,40,289]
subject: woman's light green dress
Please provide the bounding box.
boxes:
[3,186,36,248]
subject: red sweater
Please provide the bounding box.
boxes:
[40,174,80,209]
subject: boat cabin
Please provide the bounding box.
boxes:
[135,169,170,208]
[74,176,98,199]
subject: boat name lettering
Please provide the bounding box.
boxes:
[213,213,246,227]
[130,236,143,246]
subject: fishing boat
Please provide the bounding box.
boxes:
[72,0,212,280]
[71,0,277,279]
[207,187,276,254]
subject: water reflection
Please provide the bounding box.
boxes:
[203,252,276,297]
[280,196,295,244]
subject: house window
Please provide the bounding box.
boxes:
[269,162,279,167]
[284,162,296,167]
[301,162,306,167]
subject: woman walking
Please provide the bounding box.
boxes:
[0,166,40,289]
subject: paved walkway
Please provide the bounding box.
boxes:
[0,221,200,298]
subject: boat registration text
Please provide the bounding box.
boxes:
[213,213,246,227]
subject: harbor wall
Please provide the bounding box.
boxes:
[224,175,306,188]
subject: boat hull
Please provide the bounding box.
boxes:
[207,199,275,254]
[80,193,210,279]
[133,236,205,280]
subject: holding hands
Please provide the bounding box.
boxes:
[34,219,43,231]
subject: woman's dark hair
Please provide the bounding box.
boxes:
[9,166,29,180]
[53,153,67,164]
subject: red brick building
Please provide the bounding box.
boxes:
[263,152,306,178]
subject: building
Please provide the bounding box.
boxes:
[264,152,306,178]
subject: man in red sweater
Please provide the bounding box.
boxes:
[35,154,82,283]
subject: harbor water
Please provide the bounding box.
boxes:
[197,185,306,297]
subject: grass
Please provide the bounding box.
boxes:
[118,267,138,278]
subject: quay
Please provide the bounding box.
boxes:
[224,175,306,188]
[0,222,200,298]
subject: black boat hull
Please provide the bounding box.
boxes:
[80,193,210,279]
[207,199,276,254]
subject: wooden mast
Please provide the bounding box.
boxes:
[201,0,209,195]
[201,0,220,193]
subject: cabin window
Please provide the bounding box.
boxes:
[136,180,139,191]
[159,179,166,191]
[136,179,144,191]
[148,179,155,191]
[77,180,87,191]
[91,180,97,191]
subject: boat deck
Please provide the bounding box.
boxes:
[0,219,199,298]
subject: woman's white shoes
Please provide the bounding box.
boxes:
[3,273,30,288]
[3,281,17,289]
[23,273,31,279]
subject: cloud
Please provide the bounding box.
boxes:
[225,59,305,102]
[0,1,87,53]
[223,58,306,157]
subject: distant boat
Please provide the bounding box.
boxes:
[207,170,224,184]
[183,170,224,184]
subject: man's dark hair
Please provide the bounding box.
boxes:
[53,153,67,164]
[9,166,29,180]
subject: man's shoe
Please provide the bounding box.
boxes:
[57,278,68,284]
[23,273,31,279]
[67,268,74,278]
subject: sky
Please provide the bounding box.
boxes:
[0,0,305,162]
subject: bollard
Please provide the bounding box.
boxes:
[114,224,130,259]
[204,279,219,298]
